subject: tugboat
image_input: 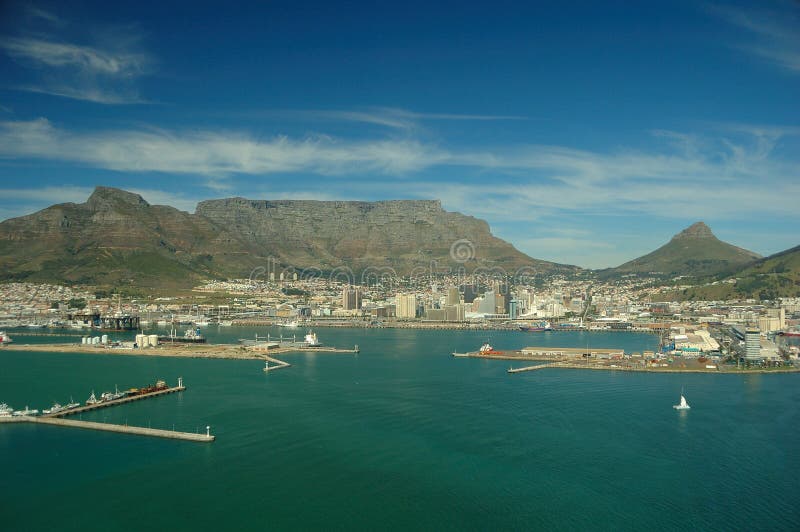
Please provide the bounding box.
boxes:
[478,342,504,355]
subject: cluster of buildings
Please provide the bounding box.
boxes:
[0,283,93,327]
[1,276,798,364]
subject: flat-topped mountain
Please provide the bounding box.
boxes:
[0,186,569,288]
[609,222,761,278]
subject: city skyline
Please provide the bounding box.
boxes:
[1,1,798,268]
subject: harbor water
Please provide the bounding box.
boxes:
[1,327,799,530]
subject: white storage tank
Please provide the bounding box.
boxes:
[135,334,146,347]
[101,334,108,344]
[81,336,88,344]
[148,334,159,347]
[92,336,100,344]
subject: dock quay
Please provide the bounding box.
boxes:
[4,416,214,442]
[5,331,92,337]
[453,345,624,362]
[259,354,291,372]
[452,351,567,362]
[43,386,186,418]
[501,360,800,375]
[508,362,563,373]
[256,345,360,354]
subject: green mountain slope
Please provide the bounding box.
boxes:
[721,245,800,299]
[609,222,761,278]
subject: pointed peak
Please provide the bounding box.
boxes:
[86,187,149,211]
[672,222,715,240]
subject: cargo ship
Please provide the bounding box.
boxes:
[518,321,552,332]
[305,331,322,347]
[157,327,207,344]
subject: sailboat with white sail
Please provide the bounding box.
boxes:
[673,389,690,410]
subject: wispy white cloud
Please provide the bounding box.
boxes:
[25,6,63,26]
[0,118,449,175]
[1,37,148,77]
[1,11,153,104]
[709,2,800,74]
[14,84,149,105]
[273,107,526,131]
[0,117,798,238]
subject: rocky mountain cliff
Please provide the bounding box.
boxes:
[0,187,567,288]
[608,222,761,278]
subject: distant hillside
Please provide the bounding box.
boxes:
[655,244,800,301]
[0,186,571,289]
[731,244,800,298]
[607,222,761,278]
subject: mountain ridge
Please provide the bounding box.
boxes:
[0,186,573,288]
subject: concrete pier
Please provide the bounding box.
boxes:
[261,355,291,372]
[507,363,562,373]
[30,416,214,442]
[45,386,186,418]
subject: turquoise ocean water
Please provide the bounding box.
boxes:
[1,327,799,531]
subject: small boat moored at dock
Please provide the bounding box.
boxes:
[43,402,66,415]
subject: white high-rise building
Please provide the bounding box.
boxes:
[745,328,761,360]
[396,294,417,319]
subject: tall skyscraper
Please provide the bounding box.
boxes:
[446,286,460,306]
[341,286,362,310]
[745,328,761,360]
[477,291,496,315]
[396,294,417,318]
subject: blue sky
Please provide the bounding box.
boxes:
[1,0,798,268]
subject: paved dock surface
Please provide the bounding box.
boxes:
[32,416,214,442]
[508,362,562,373]
[260,355,291,372]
